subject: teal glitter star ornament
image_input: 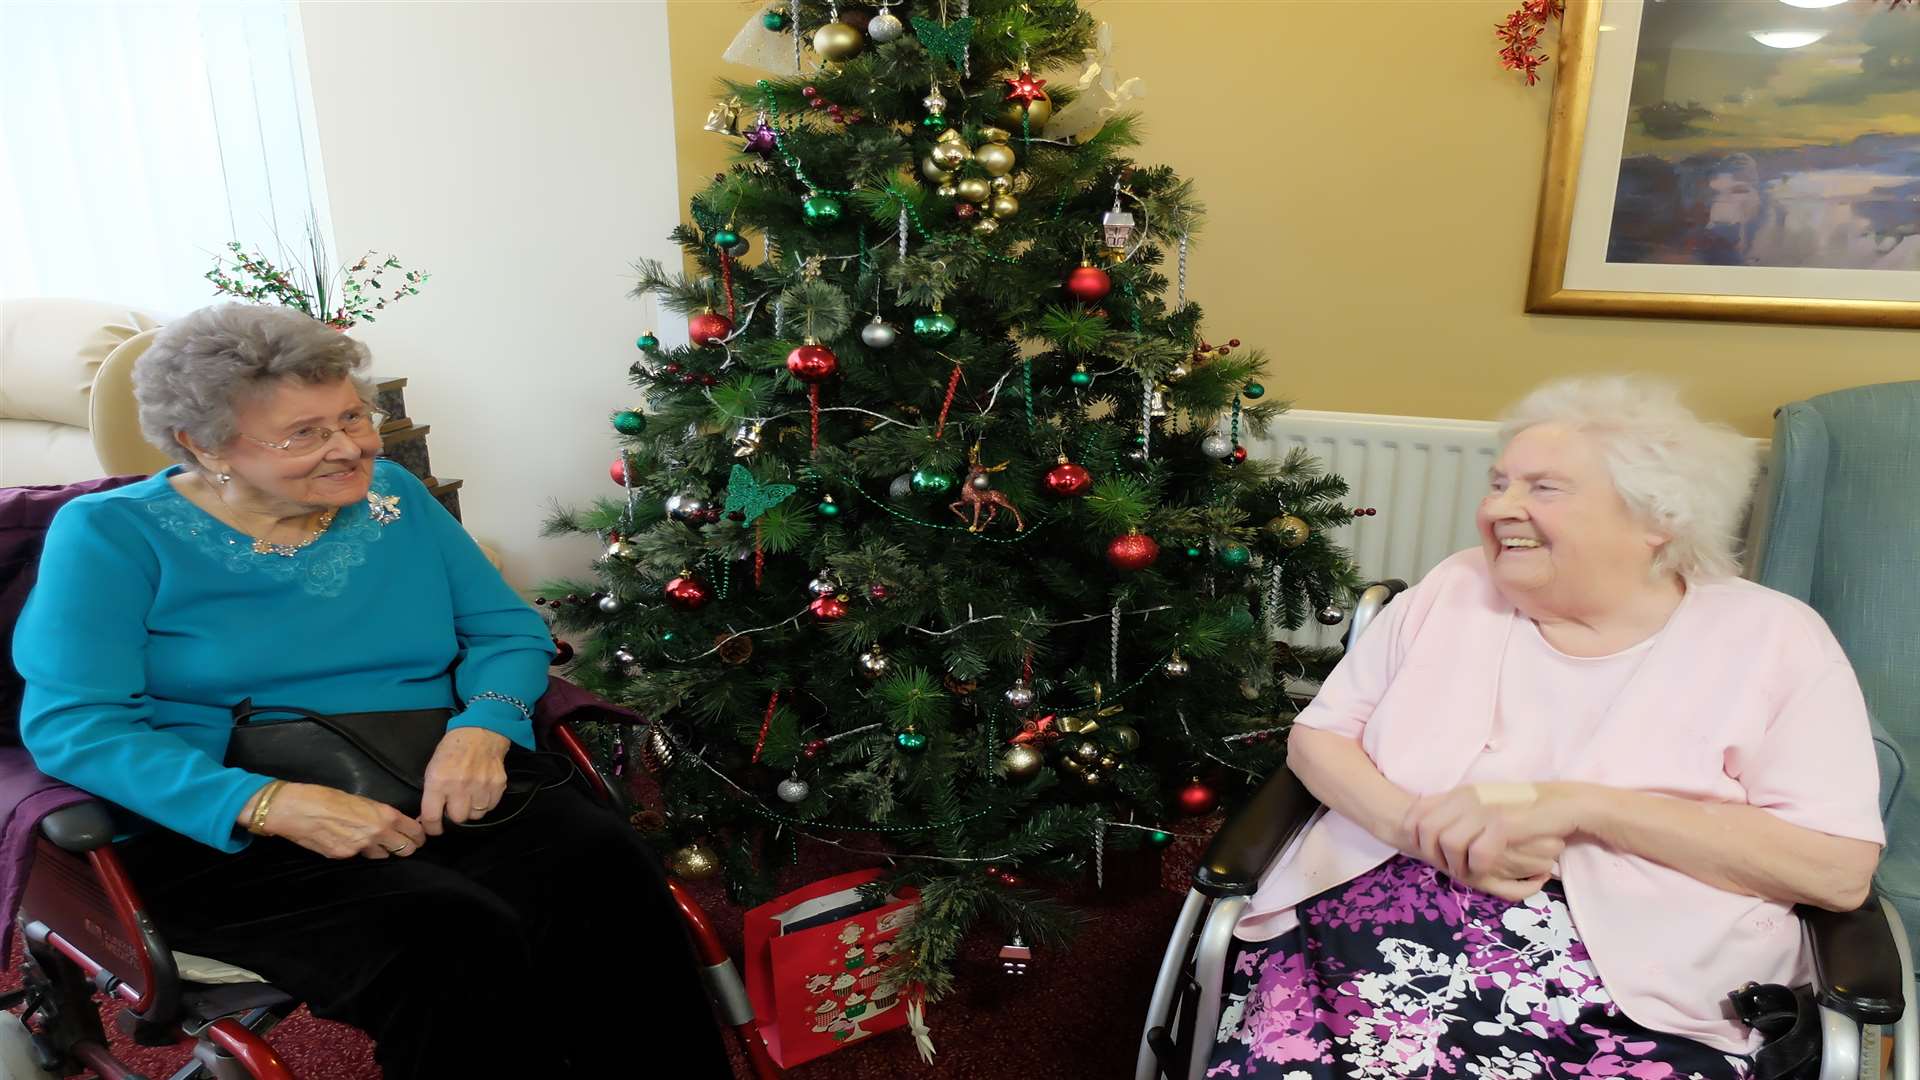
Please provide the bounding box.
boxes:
[723,464,796,525]
[911,15,975,68]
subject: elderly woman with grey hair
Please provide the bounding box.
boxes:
[1208,377,1884,1079]
[12,304,729,1078]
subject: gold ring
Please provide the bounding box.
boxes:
[388,843,411,855]
[470,804,490,811]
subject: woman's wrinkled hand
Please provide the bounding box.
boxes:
[258,783,428,860]
[1401,783,1588,895]
[418,727,511,835]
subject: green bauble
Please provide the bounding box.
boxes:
[895,731,928,751]
[910,469,954,495]
[1215,542,1251,569]
[912,312,957,343]
[1070,367,1093,387]
[1185,545,1204,559]
[802,194,843,226]
[762,10,788,30]
[1227,607,1257,634]
[711,228,740,249]
[635,333,659,350]
[921,114,948,130]
[818,498,840,517]
[1243,382,1266,400]
[1150,829,1172,845]
[612,410,648,436]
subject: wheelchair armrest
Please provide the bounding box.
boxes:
[1801,897,1905,1026]
[1193,766,1321,899]
[40,799,118,853]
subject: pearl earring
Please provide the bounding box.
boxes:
[215,472,231,485]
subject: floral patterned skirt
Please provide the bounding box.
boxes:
[1206,855,1750,1080]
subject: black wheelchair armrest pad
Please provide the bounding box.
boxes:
[1802,899,1905,1026]
[40,799,117,853]
[1194,766,1321,899]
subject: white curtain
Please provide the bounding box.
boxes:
[0,0,330,318]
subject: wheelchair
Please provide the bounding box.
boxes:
[0,477,784,1079]
[1137,582,1919,1080]
[0,713,783,1080]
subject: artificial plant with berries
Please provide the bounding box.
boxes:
[541,0,1367,1001]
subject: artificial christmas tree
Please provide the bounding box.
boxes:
[543,0,1366,1004]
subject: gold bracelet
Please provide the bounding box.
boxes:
[246,780,287,836]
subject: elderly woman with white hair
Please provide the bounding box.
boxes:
[1208,377,1884,1079]
[12,304,730,1078]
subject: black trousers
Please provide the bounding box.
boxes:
[118,782,732,1079]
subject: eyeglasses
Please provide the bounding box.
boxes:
[240,407,386,455]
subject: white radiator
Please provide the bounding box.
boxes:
[1250,410,1502,649]
[1250,409,1771,650]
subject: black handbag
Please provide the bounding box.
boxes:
[225,699,573,823]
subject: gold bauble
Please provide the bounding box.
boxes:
[1001,744,1044,780]
[1110,724,1140,752]
[971,217,1000,236]
[670,841,722,880]
[956,177,991,204]
[1267,515,1311,548]
[990,194,1020,219]
[937,183,959,198]
[922,156,955,183]
[1070,737,1101,763]
[811,21,865,61]
[975,142,1016,177]
[979,126,1012,145]
[990,175,1014,193]
[996,92,1052,130]
[930,138,970,170]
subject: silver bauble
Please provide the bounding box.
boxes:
[606,539,640,561]
[970,473,992,490]
[1317,604,1348,626]
[724,237,750,259]
[730,421,763,457]
[1164,655,1190,678]
[857,645,891,679]
[613,644,638,665]
[1004,685,1034,710]
[667,493,708,521]
[1000,744,1044,780]
[808,574,840,598]
[866,9,905,43]
[598,594,622,614]
[889,474,915,500]
[1201,433,1234,458]
[777,776,811,803]
[861,317,898,348]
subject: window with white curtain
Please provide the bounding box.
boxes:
[0,0,331,318]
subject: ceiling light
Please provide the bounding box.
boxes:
[1750,29,1830,48]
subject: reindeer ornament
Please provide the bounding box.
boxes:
[949,443,1026,533]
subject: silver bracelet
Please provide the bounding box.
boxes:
[466,691,532,721]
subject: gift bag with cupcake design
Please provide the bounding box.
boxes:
[742,868,921,1068]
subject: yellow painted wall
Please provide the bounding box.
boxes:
[666,0,1917,437]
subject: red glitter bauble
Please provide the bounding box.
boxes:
[688,311,734,347]
[1105,533,1160,571]
[1043,460,1092,497]
[663,576,712,612]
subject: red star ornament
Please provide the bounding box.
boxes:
[1004,70,1047,105]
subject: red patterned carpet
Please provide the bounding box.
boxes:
[0,796,1216,1079]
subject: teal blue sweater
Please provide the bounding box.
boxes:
[13,460,554,851]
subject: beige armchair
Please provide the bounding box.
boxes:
[1,299,175,485]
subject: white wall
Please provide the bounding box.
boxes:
[296,0,683,587]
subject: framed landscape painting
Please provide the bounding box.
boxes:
[1527,0,1920,329]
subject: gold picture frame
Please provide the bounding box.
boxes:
[1527,0,1920,330]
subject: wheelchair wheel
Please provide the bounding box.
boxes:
[1857,1022,1882,1080]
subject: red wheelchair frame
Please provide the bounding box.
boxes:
[3,720,784,1080]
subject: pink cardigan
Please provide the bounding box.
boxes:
[1237,549,1886,1053]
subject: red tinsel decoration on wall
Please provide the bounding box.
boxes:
[1496,0,1564,86]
